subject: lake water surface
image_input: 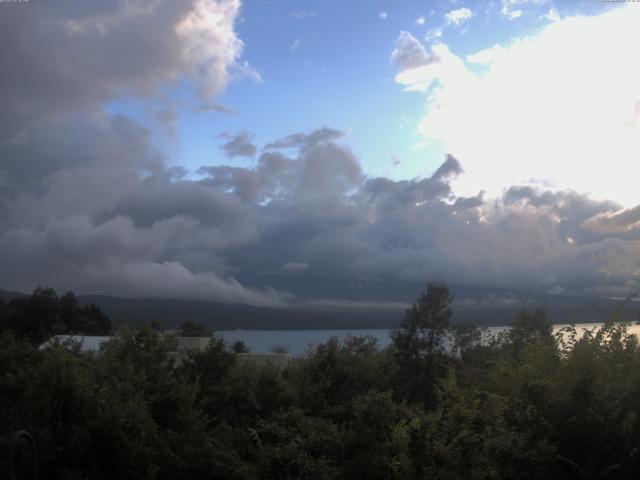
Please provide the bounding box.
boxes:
[217,323,640,357]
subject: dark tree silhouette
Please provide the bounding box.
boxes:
[0,287,111,344]
[178,320,212,337]
[391,283,453,406]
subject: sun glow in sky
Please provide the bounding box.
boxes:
[402,6,640,206]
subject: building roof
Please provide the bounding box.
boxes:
[38,335,112,353]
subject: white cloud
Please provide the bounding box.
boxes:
[232,60,263,83]
[416,15,426,26]
[465,43,508,64]
[290,11,315,19]
[504,8,522,19]
[501,0,523,19]
[291,38,302,51]
[175,0,249,97]
[501,0,547,20]
[541,8,560,23]
[426,27,443,41]
[394,6,640,207]
[379,11,388,20]
[419,7,471,43]
[411,141,430,151]
[445,7,473,25]
[391,31,439,72]
[393,40,471,93]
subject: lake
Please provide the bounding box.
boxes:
[217,323,640,357]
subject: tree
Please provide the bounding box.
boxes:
[179,336,236,420]
[60,291,112,335]
[231,340,250,353]
[0,288,111,344]
[391,283,453,406]
[1,287,62,344]
[450,321,482,359]
[342,390,414,479]
[393,283,453,356]
[78,303,112,335]
[509,308,553,356]
[178,320,212,337]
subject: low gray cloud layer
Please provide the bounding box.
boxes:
[3,116,640,304]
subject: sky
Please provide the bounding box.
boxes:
[1,0,640,308]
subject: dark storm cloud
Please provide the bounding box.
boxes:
[503,186,561,207]
[3,117,640,303]
[0,0,283,305]
[201,134,362,205]
[198,165,265,203]
[0,114,286,306]
[363,176,450,213]
[280,262,310,273]
[0,115,154,185]
[0,0,246,137]
[431,154,463,181]
[198,151,295,204]
[454,193,484,210]
[220,131,258,158]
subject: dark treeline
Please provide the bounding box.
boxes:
[2,284,640,479]
[0,287,112,344]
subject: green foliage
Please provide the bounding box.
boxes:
[509,308,554,355]
[289,335,390,418]
[393,283,453,357]
[450,321,482,357]
[231,339,250,353]
[0,287,111,344]
[254,409,342,480]
[177,320,212,338]
[391,283,453,407]
[5,285,640,479]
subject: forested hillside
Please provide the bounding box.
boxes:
[2,286,635,330]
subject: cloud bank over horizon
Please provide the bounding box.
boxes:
[3,117,640,304]
[1,0,639,307]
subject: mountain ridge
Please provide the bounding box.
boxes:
[2,287,638,330]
